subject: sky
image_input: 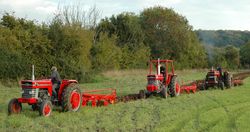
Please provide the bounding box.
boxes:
[0,0,250,30]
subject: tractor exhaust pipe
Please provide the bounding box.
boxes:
[157,58,160,75]
[32,65,35,81]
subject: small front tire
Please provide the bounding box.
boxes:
[161,87,167,99]
[39,100,52,117]
[8,98,22,115]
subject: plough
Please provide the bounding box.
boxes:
[82,88,116,107]
[180,83,197,94]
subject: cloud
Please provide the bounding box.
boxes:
[0,0,58,22]
[0,0,250,30]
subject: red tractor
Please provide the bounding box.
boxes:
[141,59,180,98]
[8,73,82,116]
[203,67,232,90]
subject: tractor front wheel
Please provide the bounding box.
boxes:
[39,100,52,117]
[218,81,225,90]
[160,87,167,98]
[31,104,39,111]
[62,83,82,112]
[139,90,146,99]
[8,98,22,115]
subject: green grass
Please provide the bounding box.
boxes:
[1,69,250,131]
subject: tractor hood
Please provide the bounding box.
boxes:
[21,79,52,88]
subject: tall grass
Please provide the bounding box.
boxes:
[0,69,250,131]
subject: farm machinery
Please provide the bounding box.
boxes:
[8,66,116,117]
[8,62,248,117]
[203,67,232,90]
[141,59,181,98]
[8,79,82,117]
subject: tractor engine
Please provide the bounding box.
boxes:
[146,74,164,92]
[19,79,52,104]
[205,70,221,85]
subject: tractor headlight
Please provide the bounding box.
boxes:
[20,90,24,94]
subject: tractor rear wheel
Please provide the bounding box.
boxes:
[8,98,22,115]
[169,76,179,97]
[62,83,82,112]
[39,100,52,117]
[224,72,232,88]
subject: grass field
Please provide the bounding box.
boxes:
[1,69,250,131]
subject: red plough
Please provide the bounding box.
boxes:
[180,82,197,94]
[82,88,117,107]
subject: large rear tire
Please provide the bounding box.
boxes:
[224,72,232,88]
[39,100,52,117]
[62,83,82,112]
[169,76,179,97]
[8,98,22,115]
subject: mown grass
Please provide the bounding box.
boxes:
[1,69,250,131]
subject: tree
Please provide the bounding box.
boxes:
[224,45,240,68]
[240,42,250,68]
[48,18,93,82]
[96,12,150,69]
[140,6,207,68]
[91,33,122,70]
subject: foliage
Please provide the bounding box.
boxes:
[205,45,240,69]
[2,5,248,82]
[240,41,250,68]
[224,45,240,69]
[96,12,150,69]
[48,18,93,82]
[140,6,207,68]
[196,30,250,47]
[91,33,122,71]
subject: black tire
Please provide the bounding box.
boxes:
[200,83,205,90]
[224,72,232,88]
[61,83,82,112]
[31,104,39,111]
[218,81,224,90]
[139,90,146,99]
[8,98,22,115]
[39,100,52,117]
[169,76,178,97]
[160,87,167,99]
[145,91,151,98]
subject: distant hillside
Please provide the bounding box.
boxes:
[196,30,250,47]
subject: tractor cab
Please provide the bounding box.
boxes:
[145,59,180,98]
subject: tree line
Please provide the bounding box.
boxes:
[0,6,248,82]
[196,30,250,69]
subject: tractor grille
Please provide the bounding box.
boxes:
[148,79,160,86]
[22,88,37,98]
[148,79,155,85]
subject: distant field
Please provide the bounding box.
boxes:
[1,69,250,131]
